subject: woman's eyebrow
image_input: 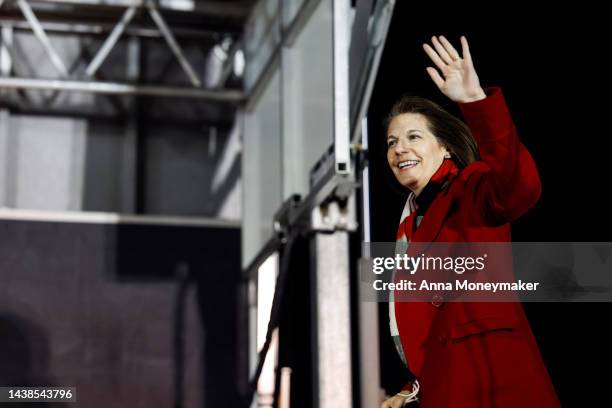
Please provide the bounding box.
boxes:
[387,129,422,139]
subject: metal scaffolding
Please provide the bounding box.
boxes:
[0,0,252,218]
[0,0,250,104]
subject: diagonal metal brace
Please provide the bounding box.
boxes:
[16,0,69,77]
[146,1,202,87]
[85,6,137,77]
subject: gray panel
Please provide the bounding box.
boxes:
[244,0,281,91]
[242,67,282,268]
[281,0,333,198]
[144,125,213,216]
[11,115,86,211]
[82,121,125,212]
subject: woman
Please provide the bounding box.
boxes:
[380,36,559,407]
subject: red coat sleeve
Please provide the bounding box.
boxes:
[458,87,541,224]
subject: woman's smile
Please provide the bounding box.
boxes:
[397,160,420,171]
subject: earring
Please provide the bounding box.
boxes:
[444,152,451,159]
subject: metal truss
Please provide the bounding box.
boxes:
[0,0,248,103]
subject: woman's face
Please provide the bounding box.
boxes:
[386,113,448,196]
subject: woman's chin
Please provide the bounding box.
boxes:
[399,180,418,191]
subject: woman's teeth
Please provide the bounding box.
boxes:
[398,160,419,169]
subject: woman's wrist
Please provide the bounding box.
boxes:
[460,88,487,103]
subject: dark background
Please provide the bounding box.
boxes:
[368,2,612,406]
[0,220,242,407]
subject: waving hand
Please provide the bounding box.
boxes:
[423,36,486,103]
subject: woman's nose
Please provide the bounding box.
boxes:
[394,140,407,155]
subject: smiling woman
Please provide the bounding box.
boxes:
[384,96,478,196]
[380,36,559,408]
[386,114,448,196]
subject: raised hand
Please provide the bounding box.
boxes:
[423,35,486,103]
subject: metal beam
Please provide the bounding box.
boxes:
[85,6,136,77]
[311,201,353,408]
[79,42,128,114]
[333,0,350,175]
[16,0,68,77]
[282,0,321,47]
[147,3,201,87]
[41,41,87,106]
[350,0,395,145]
[4,103,235,128]
[0,24,36,106]
[5,19,227,41]
[0,25,12,78]
[0,77,245,101]
[357,117,381,408]
[23,0,253,19]
[0,25,13,207]
[120,35,139,213]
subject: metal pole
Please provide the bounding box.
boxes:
[311,201,353,408]
[0,25,12,78]
[31,0,145,7]
[16,0,69,77]
[85,6,137,77]
[0,25,13,207]
[350,0,395,145]
[5,19,222,41]
[332,0,350,175]
[147,3,202,87]
[0,77,244,101]
[120,35,139,213]
[357,117,381,408]
[26,0,251,18]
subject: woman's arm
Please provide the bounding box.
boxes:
[458,87,541,223]
[424,36,541,223]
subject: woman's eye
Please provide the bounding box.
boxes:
[408,134,420,141]
[387,140,396,147]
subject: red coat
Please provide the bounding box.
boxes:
[393,87,559,407]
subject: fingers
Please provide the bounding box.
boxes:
[423,35,472,92]
[423,35,462,72]
[423,43,447,72]
[426,67,445,89]
[460,35,472,63]
[431,36,454,64]
[439,35,461,60]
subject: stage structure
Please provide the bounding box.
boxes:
[242,0,396,407]
[0,1,250,406]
